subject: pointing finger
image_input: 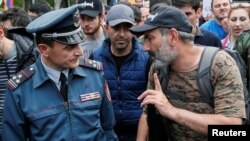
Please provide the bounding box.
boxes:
[154,73,162,91]
[138,89,158,100]
[138,90,148,100]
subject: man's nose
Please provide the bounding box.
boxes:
[75,44,83,56]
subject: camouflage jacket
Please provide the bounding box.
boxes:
[234,29,250,60]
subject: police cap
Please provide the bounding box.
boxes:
[26,5,85,45]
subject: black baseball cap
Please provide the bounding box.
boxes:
[130,5,193,33]
[78,0,103,17]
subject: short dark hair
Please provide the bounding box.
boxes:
[150,0,172,12]
[35,33,54,47]
[172,0,201,12]
[0,7,31,27]
[131,5,142,22]
[29,1,52,17]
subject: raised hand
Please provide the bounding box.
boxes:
[138,73,173,117]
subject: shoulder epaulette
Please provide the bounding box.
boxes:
[79,58,103,71]
[7,67,35,91]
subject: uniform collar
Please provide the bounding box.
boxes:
[33,57,86,88]
[41,58,69,85]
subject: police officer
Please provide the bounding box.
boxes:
[2,5,117,141]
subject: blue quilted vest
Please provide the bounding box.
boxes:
[92,37,149,126]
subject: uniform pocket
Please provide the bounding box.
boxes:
[26,104,65,121]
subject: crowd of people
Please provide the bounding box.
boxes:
[0,0,250,141]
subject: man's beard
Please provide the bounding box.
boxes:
[112,36,130,53]
[214,11,228,22]
[154,39,178,68]
[84,20,101,36]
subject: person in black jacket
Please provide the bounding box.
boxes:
[8,27,38,71]
[0,7,31,28]
[0,8,37,141]
[0,7,38,70]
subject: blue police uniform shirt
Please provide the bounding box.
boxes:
[3,58,118,141]
[2,5,117,141]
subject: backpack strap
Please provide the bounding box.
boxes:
[197,47,219,106]
[157,65,170,95]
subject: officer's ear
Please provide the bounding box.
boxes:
[37,44,50,57]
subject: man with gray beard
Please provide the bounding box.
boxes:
[130,5,245,141]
